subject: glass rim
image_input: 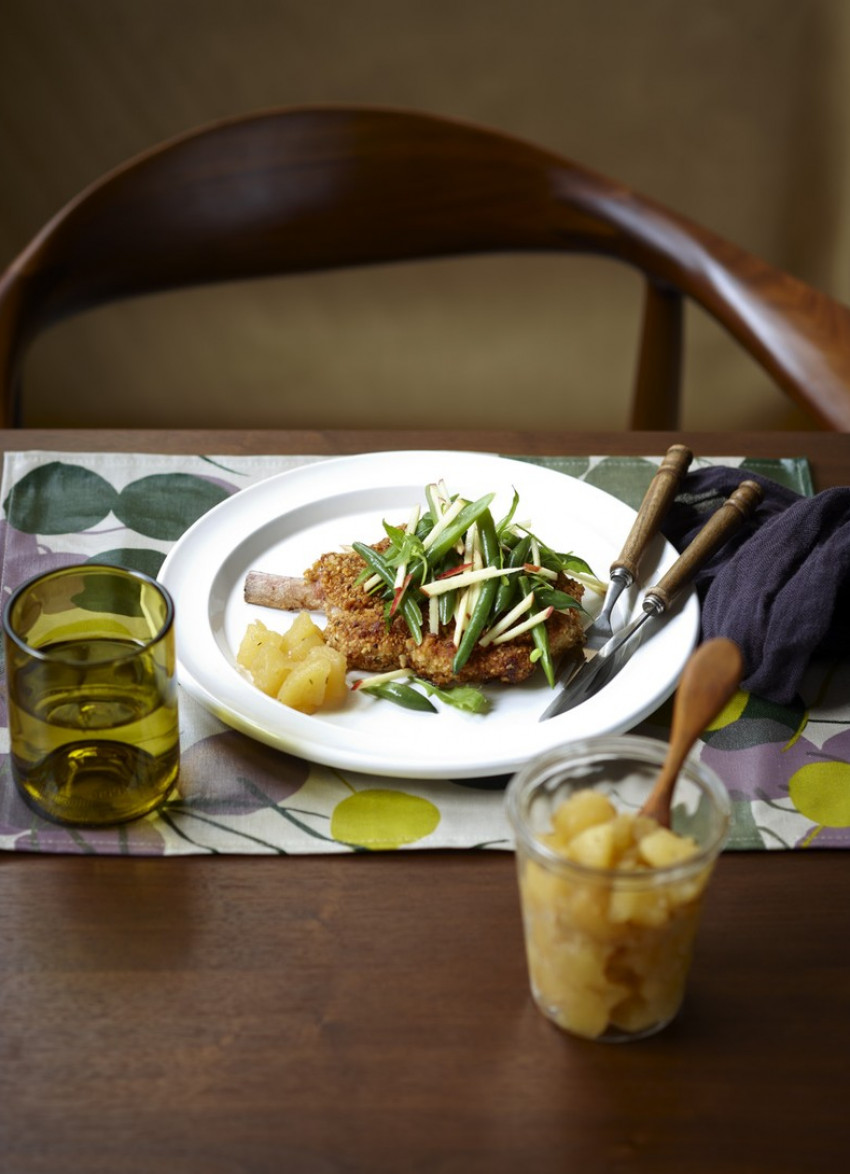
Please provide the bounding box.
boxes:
[505,734,732,883]
[2,563,175,663]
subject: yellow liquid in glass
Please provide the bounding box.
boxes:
[8,637,179,825]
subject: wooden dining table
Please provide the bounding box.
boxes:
[1,427,849,1174]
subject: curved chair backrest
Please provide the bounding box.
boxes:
[2,104,850,428]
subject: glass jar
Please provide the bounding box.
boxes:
[506,735,731,1042]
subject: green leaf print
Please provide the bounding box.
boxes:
[72,571,147,618]
[87,548,167,579]
[2,462,118,533]
[700,692,807,751]
[113,474,231,540]
[726,799,768,850]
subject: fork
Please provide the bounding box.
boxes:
[584,444,693,652]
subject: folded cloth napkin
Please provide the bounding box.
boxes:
[661,467,850,705]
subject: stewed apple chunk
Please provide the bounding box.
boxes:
[518,788,711,1040]
[237,612,347,714]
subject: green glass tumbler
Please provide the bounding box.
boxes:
[3,564,180,826]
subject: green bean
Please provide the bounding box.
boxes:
[352,541,395,589]
[399,594,423,643]
[493,534,531,616]
[439,587,456,627]
[426,493,495,564]
[520,574,555,686]
[452,509,500,674]
[360,681,437,712]
[353,541,423,644]
[531,620,555,687]
[431,551,461,626]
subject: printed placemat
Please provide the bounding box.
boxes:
[2,449,842,856]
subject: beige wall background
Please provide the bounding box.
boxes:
[2,0,849,430]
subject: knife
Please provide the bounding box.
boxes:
[539,479,763,719]
[586,443,693,651]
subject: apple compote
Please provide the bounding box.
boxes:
[506,737,731,1042]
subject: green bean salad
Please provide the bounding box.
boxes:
[352,479,600,713]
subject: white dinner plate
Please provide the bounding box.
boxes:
[159,451,699,778]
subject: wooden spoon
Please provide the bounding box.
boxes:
[640,637,744,827]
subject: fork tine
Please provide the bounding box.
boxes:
[584,568,629,650]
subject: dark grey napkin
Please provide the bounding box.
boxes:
[661,467,850,705]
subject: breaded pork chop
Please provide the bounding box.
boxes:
[299,549,586,687]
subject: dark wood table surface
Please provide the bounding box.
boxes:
[2,430,849,1174]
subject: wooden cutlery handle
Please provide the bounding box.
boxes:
[644,479,763,612]
[611,444,694,580]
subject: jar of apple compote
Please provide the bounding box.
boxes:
[506,736,731,1042]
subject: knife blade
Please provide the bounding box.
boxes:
[539,478,763,719]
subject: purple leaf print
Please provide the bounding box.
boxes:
[0,759,167,855]
[171,729,310,815]
[701,731,821,806]
[0,522,83,598]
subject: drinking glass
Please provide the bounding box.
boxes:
[506,735,730,1042]
[3,564,180,825]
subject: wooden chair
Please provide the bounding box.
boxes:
[2,104,850,429]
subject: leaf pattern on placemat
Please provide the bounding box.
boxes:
[113,473,232,539]
[3,462,118,533]
[329,789,441,850]
[1,448,845,856]
[88,547,169,579]
[699,691,807,751]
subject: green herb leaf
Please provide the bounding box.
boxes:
[495,487,520,538]
[558,552,597,577]
[382,520,408,551]
[425,493,496,563]
[534,587,587,614]
[415,679,491,714]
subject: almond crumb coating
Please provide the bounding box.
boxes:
[305,550,586,687]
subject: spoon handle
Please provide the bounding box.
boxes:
[640,638,743,827]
